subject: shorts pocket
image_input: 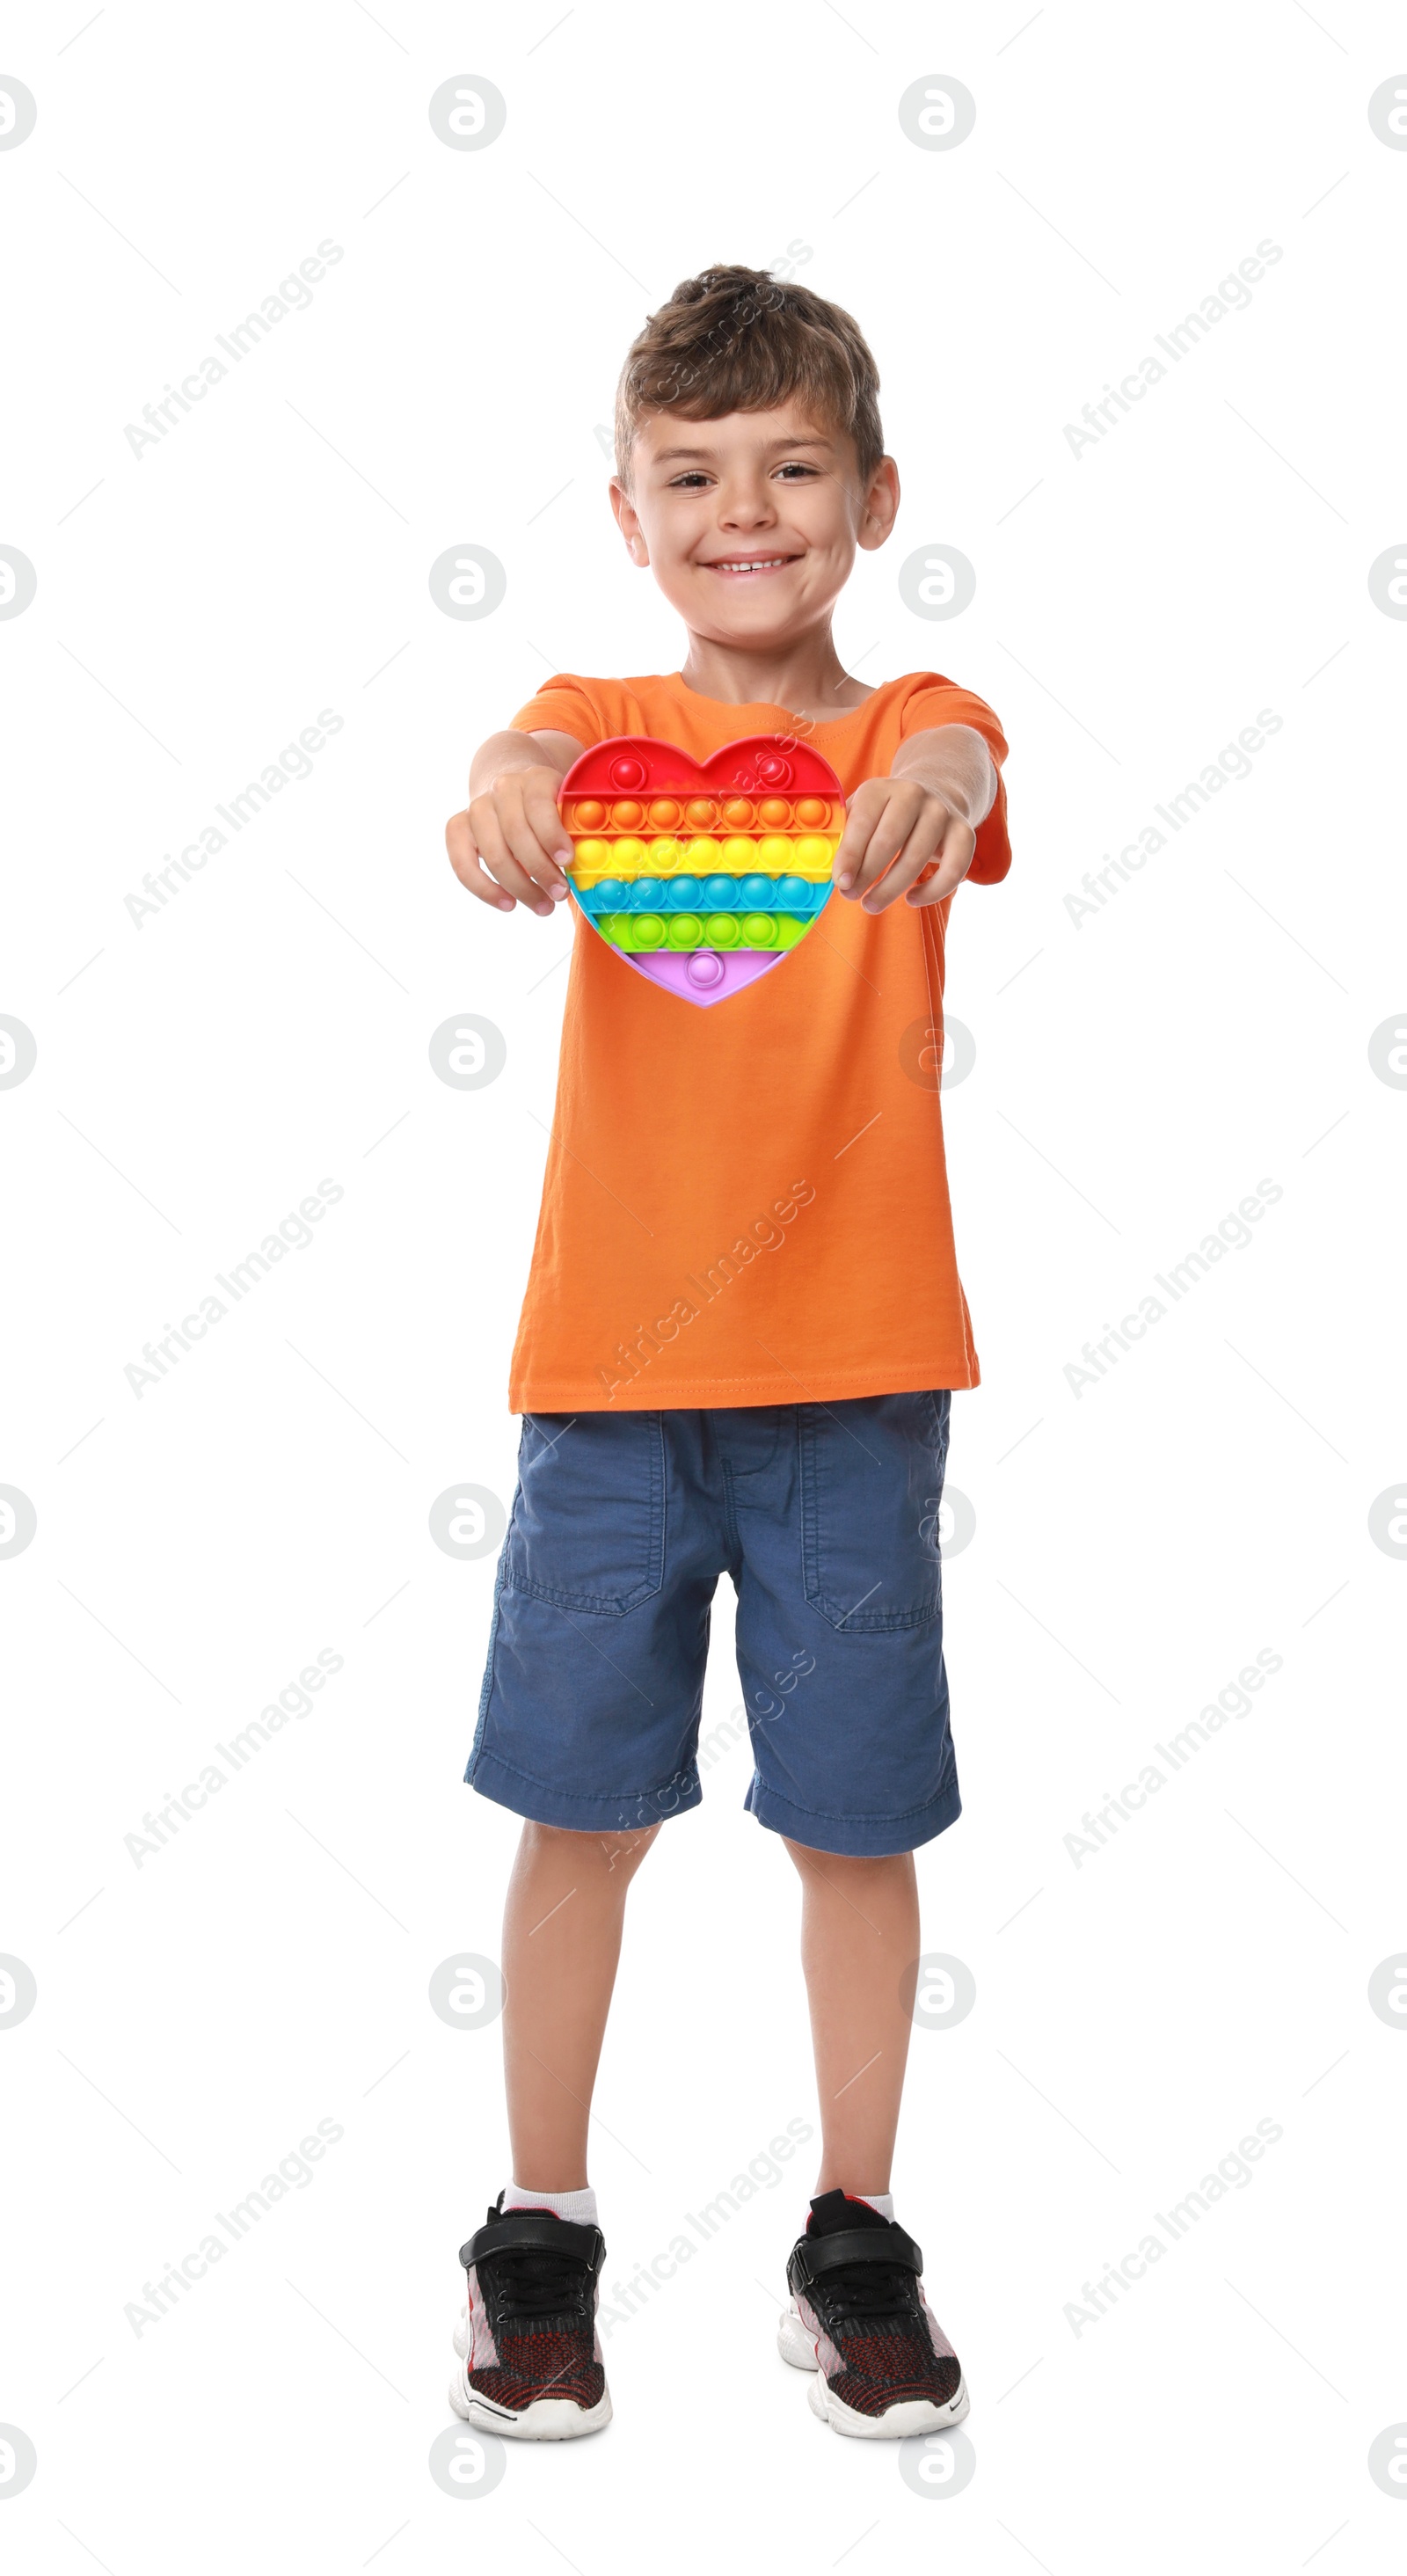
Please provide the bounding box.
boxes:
[800,1391,949,1632]
[503,1412,665,1616]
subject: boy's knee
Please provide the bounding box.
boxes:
[521,1819,660,1879]
[784,1837,915,1885]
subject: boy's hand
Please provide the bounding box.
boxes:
[445,733,581,916]
[832,777,975,913]
[831,723,996,914]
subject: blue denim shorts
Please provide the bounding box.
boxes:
[466,1392,959,1858]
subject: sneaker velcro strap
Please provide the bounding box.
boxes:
[460,2212,605,2273]
[788,2224,922,2292]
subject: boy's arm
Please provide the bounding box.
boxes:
[833,723,997,915]
[445,727,585,916]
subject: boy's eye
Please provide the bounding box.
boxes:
[775,462,820,478]
[668,471,712,489]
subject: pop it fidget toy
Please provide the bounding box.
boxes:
[559,735,846,1006]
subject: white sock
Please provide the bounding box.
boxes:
[857,2192,894,2218]
[503,2182,599,2225]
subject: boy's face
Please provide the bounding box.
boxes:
[609,402,899,652]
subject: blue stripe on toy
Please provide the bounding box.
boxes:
[575,876,828,918]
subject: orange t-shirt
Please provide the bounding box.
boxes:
[507,670,1011,1412]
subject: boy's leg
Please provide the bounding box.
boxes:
[783,1839,918,2193]
[779,1835,966,2440]
[503,1820,660,2189]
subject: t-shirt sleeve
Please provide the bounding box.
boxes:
[509,673,606,748]
[899,675,1012,886]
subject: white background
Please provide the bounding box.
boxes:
[3,0,1405,2566]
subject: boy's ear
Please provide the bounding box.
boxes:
[609,476,651,566]
[857,455,900,553]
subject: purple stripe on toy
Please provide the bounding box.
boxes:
[621,949,784,1006]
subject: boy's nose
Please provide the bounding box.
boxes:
[717,483,776,527]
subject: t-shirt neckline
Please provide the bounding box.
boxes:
[667,671,881,732]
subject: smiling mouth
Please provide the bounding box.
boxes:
[702,555,801,576]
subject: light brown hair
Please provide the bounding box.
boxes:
[614,264,885,488]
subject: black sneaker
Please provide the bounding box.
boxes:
[450,2197,611,2439]
[778,2190,969,2438]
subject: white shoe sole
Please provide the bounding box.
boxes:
[777,2299,970,2441]
[448,2308,611,2441]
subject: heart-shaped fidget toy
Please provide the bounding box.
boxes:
[559,735,845,1007]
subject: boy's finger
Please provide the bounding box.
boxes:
[831,786,886,891]
[472,812,554,916]
[500,807,571,902]
[849,799,933,899]
[861,811,958,914]
[524,779,576,869]
[906,820,976,906]
[446,813,517,913]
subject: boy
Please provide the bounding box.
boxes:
[443,266,1011,2441]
